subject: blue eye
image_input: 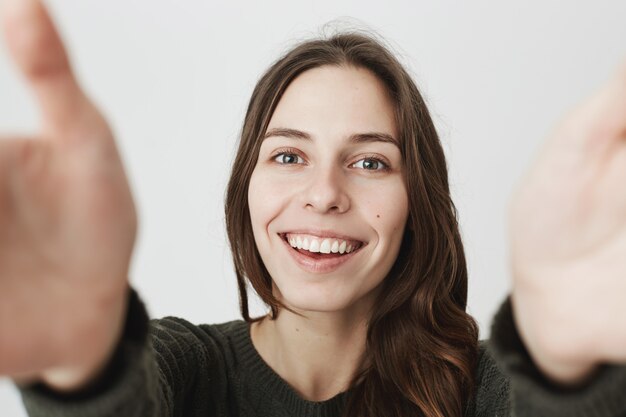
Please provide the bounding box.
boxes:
[273,152,304,165]
[352,157,389,171]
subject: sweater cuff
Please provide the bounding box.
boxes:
[17,287,153,417]
[488,295,626,417]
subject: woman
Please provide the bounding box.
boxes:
[1,1,625,417]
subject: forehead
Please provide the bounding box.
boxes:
[266,65,398,141]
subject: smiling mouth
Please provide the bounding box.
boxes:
[278,233,366,259]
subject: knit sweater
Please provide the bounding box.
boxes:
[15,289,626,417]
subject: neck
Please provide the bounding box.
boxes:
[250,304,371,402]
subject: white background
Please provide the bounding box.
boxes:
[1,0,625,414]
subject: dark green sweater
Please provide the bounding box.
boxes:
[16,289,626,416]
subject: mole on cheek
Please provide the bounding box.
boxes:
[376,214,380,218]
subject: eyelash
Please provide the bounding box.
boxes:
[271,148,306,167]
[270,148,391,172]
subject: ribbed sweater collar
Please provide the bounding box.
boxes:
[228,319,350,417]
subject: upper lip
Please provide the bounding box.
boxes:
[278,230,367,245]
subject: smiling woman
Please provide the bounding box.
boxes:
[227,39,475,416]
[3,1,626,417]
[249,65,409,310]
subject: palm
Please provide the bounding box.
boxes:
[509,67,626,380]
[0,1,136,380]
[1,135,134,274]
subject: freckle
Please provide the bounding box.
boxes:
[295,328,299,332]
[376,214,380,218]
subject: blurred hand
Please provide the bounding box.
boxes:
[0,0,137,391]
[509,63,626,385]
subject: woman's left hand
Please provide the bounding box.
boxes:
[508,62,626,386]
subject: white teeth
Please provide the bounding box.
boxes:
[320,239,331,254]
[285,234,361,255]
[309,239,320,253]
[339,241,347,254]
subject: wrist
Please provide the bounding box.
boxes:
[40,361,112,393]
[532,353,599,388]
[39,287,131,394]
[510,290,601,387]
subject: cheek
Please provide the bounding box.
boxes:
[248,169,289,235]
[362,180,409,239]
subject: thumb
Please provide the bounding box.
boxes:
[553,61,626,159]
[1,0,98,136]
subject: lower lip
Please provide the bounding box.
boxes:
[279,235,363,274]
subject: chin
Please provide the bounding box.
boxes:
[272,279,376,315]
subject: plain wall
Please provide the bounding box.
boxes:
[1,0,625,414]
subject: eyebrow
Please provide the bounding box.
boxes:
[263,127,400,148]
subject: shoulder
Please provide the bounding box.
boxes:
[471,340,511,416]
[147,316,247,343]
[147,316,249,371]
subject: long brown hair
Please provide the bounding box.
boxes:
[225,31,479,417]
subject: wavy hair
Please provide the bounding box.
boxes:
[225,32,479,417]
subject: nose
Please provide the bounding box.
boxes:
[300,163,350,214]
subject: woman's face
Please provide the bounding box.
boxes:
[248,65,409,314]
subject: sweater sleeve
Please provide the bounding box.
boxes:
[486,295,626,417]
[15,287,222,417]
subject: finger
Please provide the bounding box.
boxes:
[0,136,21,175]
[0,136,48,193]
[1,0,98,136]
[582,61,626,140]
[0,137,23,222]
[0,135,45,172]
[554,60,626,157]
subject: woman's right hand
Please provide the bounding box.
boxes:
[0,0,138,392]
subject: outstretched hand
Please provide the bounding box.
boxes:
[509,63,626,385]
[0,0,137,391]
